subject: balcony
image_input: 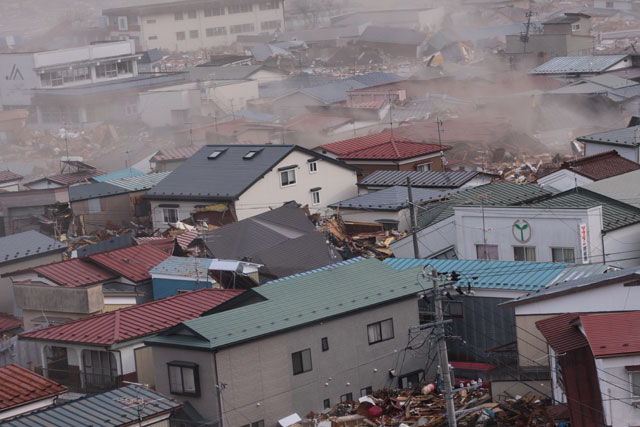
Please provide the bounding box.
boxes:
[14,282,104,315]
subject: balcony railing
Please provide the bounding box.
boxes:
[38,367,120,393]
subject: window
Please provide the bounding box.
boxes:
[204,7,224,16]
[311,190,320,205]
[476,244,498,260]
[631,371,640,398]
[146,19,156,24]
[416,162,432,172]
[321,337,329,352]
[95,62,118,78]
[606,1,614,7]
[87,198,101,214]
[187,10,197,19]
[514,246,536,262]
[243,150,261,159]
[280,169,296,186]
[323,398,331,409]
[443,301,463,318]
[367,318,394,344]
[190,30,199,39]
[571,23,580,31]
[168,361,200,396]
[292,349,312,375]
[229,4,252,13]
[340,393,353,402]
[552,247,575,263]
[240,421,264,427]
[117,16,128,31]
[399,370,424,388]
[117,61,132,75]
[148,35,158,40]
[259,0,279,10]
[206,27,227,36]
[360,386,372,397]
[163,207,179,223]
[309,161,317,173]
[176,31,186,41]
[261,20,281,31]
[175,12,183,20]
[433,247,458,260]
[230,23,255,34]
[82,350,117,388]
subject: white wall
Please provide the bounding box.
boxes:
[537,169,594,192]
[390,216,456,258]
[596,355,640,426]
[584,141,639,163]
[0,54,37,106]
[139,87,201,127]
[204,80,258,113]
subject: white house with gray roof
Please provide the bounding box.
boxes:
[578,122,640,163]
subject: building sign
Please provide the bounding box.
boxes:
[579,223,589,264]
[5,64,23,81]
[118,16,128,31]
[512,219,531,243]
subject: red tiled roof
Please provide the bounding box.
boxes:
[46,169,105,186]
[536,313,589,354]
[580,311,640,358]
[152,146,199,162]
[320,131,449,160]
[135,237,176,254]
[20,288,243,345]
[0,364,67,410]
[88,244,171,283]
[0,170,23,184]
[562,150,640,181]
[33,258,116,288]
[0,313,22,333]
[175,231,199,250]
[285,114,352,133]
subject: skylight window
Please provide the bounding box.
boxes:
[208,149,227,159]
[243,149,262,160]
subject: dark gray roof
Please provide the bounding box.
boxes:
[69,182,129,202]
[543,15,581,24]
[330,186,465,211]
[140,48,163,63]
[76,232,134,257]
[531,55,630,74]
[0,230,66,266]
[359,25,427,46]
[188,65,263,81]
[359,170,480,189]
[577,124,640,148]
[146,145,354,201]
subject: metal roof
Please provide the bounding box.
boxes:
[383,258,608,292]
[150,256,213,279]
[0,314,22,333]
[581,311,640,358]
[20,288,242,346]
[359,170,480,188]
[0,170,22,183]
[330,186,464,211]
[69,172,171,202]
[0,364,67,411]
[531,55,630,74]
[88,244,171,283]
[91,168,145,182]
[577,124,640,148]
[3,385,181,427]
[76,232,135,257]
[359,25,427,46]
[536,313,588,354]
[320,131,449,160]
[33,258,117,287]
[108,171,171,192]
[151,146,199,162]
[188,64,263,81]
[146,258,427,350]
[541,150,640,181]
[42,169,105,187]
[0,231,66,267]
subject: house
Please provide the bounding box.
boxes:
[189,64,288,85]
[150,256,217,300]
[0,313,22,341]
[68,171,171,234]
[357,170,495,194]
[145,144,359,229]
[392,184,640,268]
[19,288,242,392]
[583,169,640,208]
[537,311,640,426]
[0,231,66,316]
[25,159,105,190]
[530,55,635,80]
[102,0,285,52]
[536,150,640,192]
[0,186,70,236]
[356,26,427,59]
[543,74,640,105]
[317,130,452,177]
[151,146,200,173]
[0,364,67,421]
[146,258,432,426]
[594,0,638,11]
[2,384,182,426]
[578,121,640,163]
[203,202,340,280]
[6,243,171,328]
[0,171,22,192]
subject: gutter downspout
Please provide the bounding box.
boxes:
[214,350,224,427]
[111,349,124,386]
[601,231,606,264]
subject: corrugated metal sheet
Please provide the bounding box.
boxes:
[0,231,66,267]
[532,55,629,74]
[33,258,117,287]
[0,364,67,410]
[108,171,171,192]
[88,244,171,283]
[91,168,145,182]
[359,170,479,188]
[581,311,640,358]
[3,385,181,427]
[175,230,199,250]
[321,131,448,160]
[0,314,21,333]
[152,146,199,162]
[536,313,588,353]
[150,256,213,279]
[577,124,640,148]
[331,186,464,210]
[20,288,242,345]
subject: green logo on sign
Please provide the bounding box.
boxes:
[513,220,531,243]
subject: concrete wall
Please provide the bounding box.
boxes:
[584,141,639,163]
[391,216,456,258]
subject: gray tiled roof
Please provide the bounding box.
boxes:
[69,172,171,202]
[359,170,480,188]
[0,231,66,266]
[531,55,629,74]
[577,125,640,148]
[330,186,464,211]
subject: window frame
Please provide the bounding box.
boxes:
[308,161,318,173]
[323,398,331,409]
[311,190,321,206]
[229,4,253,13]
[204,7,224,17]
[321,337,329,352]
[292,348,312,375]
[571,23,580,31]
[630,371,640,399]
[416,162,432,172]
[206,27,227,37]
[443,300,463,318]
[360,386,372,397]
[187,10,197,19]
[189,30,199,39]
[167,361,200,397]
[513,245,536,262]
[163,207,179,223]
[280,168,297,187]
[367,318,394,345]
[259,0,280,10]
[551,247,576,263]
[476,244,499,260]
[340,392,353,403]
[176,31,186,41]
[174,12,184,20]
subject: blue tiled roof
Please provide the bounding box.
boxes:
[383,258,610,292]
[91,168,145,182]
[150,256,214,280]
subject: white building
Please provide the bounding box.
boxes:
[103,0,285,52]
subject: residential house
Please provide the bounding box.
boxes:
[150,256,217,300]
[20,288,242,392]
[0,231,66,316]
[536,150,640,192]
[204,202,339,280]
[189,64,288,85]
[530,55,635,80]
[357,170,495,194]
[0,171,22,192]
[151,146,200,173]
[578,121,640,163]
[0,364,67,421]
[6,244,171,328]
[583,168,640,208]
[146,258,432,426]
[3,384,181,426]
[145,144,359,229]
[537,311,640,426]
[25,160,105,190]
[391,184,640,268]
[68,172,170,234]
[542,74,640,107]
[356,26,427,59]
[316,130,452,177]
[102,0,285,52]
[594,0,638,11]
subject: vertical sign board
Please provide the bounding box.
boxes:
[579,223,589,264]
[118,16,128,31]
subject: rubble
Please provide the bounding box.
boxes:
[320,216,405,259]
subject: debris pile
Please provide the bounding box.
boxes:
[320,216,405,259]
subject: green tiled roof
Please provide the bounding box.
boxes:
[527,189,640,232]
[418,182,552,228]
[146,258,428,350]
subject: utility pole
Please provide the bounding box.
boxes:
[431,269,457,427]
[407,177,420,258]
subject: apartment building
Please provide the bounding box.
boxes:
[103,0,285,52]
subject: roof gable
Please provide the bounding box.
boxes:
[536,313,589,354]
[321,131,449,160]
